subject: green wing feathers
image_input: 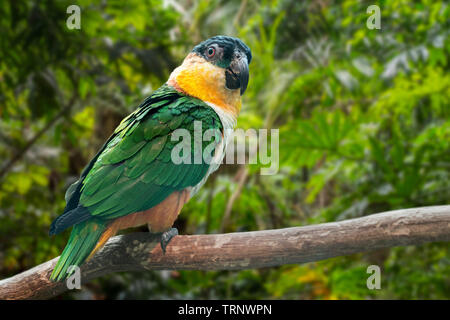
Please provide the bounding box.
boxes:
[49,85,223,281]
[78,86,223,219]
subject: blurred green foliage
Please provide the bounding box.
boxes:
[0,0,449,299]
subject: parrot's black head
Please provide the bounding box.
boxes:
[168,36,252,116]
[192,36,252,95]
[192,36,252,67]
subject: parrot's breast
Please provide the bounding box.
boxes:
[190,102,236,196]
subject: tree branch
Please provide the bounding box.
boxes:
[0,205,449,300]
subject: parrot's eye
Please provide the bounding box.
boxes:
[206,47,215,58]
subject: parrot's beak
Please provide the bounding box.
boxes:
[225,51,249,95]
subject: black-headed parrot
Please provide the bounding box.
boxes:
[49,36,251,281]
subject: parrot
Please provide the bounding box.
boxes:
[49,36,252,282]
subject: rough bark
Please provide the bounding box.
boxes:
[0,205,449,300]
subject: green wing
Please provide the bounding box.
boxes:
[51,85,223,233]
[81,86,223,219]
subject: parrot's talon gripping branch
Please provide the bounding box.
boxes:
[160,228,178,254]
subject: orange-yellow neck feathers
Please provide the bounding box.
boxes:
[167,53,241,117]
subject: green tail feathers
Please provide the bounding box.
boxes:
[50,219,107,282]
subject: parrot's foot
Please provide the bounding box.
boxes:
[160,228,178,254]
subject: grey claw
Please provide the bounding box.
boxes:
[160,228,178,254]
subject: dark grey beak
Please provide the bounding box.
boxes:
[225,52,249,95]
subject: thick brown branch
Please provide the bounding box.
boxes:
[0,205,449,300]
